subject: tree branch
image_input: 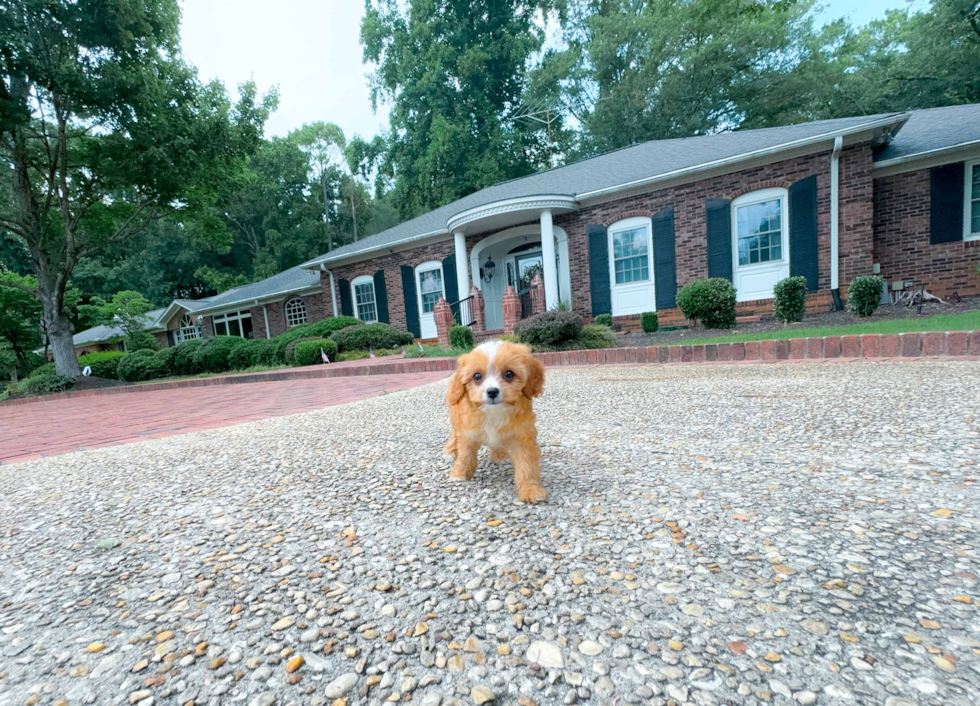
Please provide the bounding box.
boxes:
[0,277,40,298]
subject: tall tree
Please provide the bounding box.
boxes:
[361,0,563,218]
[289,122,347,252]
[0,271,42,372]
[0,0,273,376]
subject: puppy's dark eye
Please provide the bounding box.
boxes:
[472,373,483,382]
[504,370,515,379]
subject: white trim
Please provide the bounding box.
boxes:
[447,194,577,233]
[453,230,470,298]
[731,188,790,302]
[607,216,656,316]
[576,114,908,200]
[468,223,571,307]
[284,297,308,327]
[211,309,254,339]
[874,139,980,171]
[831,136,842,290]
[351,275,379,323]
[965,159,980,242]
[196,285,321,317]
[262,304,271,338]
[173,314,202,344]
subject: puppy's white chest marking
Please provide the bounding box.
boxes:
[465,404,510,447]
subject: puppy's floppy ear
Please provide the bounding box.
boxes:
[522,356,545,399]
[447,370,466,406]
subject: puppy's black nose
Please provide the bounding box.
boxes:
[486,387,500,400]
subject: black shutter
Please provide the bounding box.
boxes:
[789,175,819,291]
[401,265,421,338]
[652,206,677,309]
[373,270,389,323]
[587,223,611,316]
[338,278,353,317]
[706,198,732,281]
[930,163,965,244]
[166,330,175,347]
[442,254,458,304]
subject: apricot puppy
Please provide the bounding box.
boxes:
[444,340,547,503]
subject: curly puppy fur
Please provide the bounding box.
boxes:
[444,341,547,503]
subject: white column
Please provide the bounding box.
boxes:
[261,304,272,338]
[453,230,470,299]
[539,209,559,310]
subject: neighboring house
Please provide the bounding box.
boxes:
[65,308,168,356]
[298,104,980,335]
[65,103,980,351]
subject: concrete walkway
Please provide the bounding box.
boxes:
[0,371,449,465]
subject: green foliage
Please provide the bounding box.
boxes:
[773,276,808,324]
[449,326,475,351]
[515,310,584,347]
[330,323,414,352]
[677,279,737,329]
[293,339,339,367]
[126,330,159,352]
[117,349,167,383]
[78,351,126,379]
[404,346,472,359]
[270,316,362,361]
[846,276,884,317]
[189,336,244,374]
[497,334,519,343]
[227,339,279,369]
[0,271,43,372]
[157,339,206,376]
[593,313,613,327]
[13,369,75,395]
[579,324,616,349]
[336,348,402,362]
[641,311,659,333]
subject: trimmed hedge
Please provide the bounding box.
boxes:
[330,322,414,352]
[188,336,242,374]
[449,325,474,351]
[641,311,659,333]
[774,276,807,324]
[117,349,168,382]
[13,369,75,395]
[126,330,159,352]
[158,338,206,376]
[579,324,616,349]
[271,316,362,361]
[228,339,278,369]
[677,278,737,329]
[593,313,613,327]
[846,275,884,317]
[515,310,584,347]
[78,350,126,379]
[293,339,339,366]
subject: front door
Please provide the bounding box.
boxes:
[731,189,789,302]
[415,262,445,339]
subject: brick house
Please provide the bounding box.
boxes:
[297,104,980,337]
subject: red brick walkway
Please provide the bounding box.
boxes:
[0,372,449,465]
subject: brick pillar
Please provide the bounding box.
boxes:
[502,286,520,336]
[469,285,485,338]
[529,273,545,315]
[434,297,453,347]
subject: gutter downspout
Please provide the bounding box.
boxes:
[321,264,339,317]
[259,301,271,339]
[830,136,844,311]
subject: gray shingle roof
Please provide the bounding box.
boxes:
[874,103,980,164]
[193,265,321,313]
[72,308,167,347]
[304,111,909,266]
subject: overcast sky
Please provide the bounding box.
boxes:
[179,0,921,142]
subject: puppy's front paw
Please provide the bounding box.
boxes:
[517,483,549,504]
[450,467,474,482]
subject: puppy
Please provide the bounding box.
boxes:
[444,341,547,504]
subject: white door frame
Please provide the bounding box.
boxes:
[607,216,656,316]
[415,260,445,339]
[731,187,790,302]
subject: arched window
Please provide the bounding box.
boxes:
[174,314,201,343]
[284,298,308,327]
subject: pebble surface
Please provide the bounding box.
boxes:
[1,361,978,706]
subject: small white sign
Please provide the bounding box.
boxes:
[82,365,92,377]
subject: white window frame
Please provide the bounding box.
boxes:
[284,297,308,327]
[965,159,980,242]
[731,187,790,303]
[174,314,201,344]
[607,216,656,316]
[211,310,253,339]
[415,261,446,314]
[351,275,379,323]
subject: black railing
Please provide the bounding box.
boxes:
[518,287,533,319]
[449,295,475,327]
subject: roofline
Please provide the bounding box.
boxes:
[872,138,980,170]
[575,113,909,200]
[192,283,322,316]
[301,229,448,269]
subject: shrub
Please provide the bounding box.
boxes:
[284,337,321,364]
[78,350,126,379]
[330,322,414,352]
[126,330,159,352]
[189,336,242,374]
[593,313,613,327]
[773,276,807,324]
[676,278,737,329]
[228,339,278,370]
[641,311,659,333]
[846,275,884,317]
[30,361,56,378]
[579,324,616,349]
[13,368,75,395]
[515,310,583,347]
[449,325,474,351]
[159,338,206,376]
[293,339,338,366]
[498,334,519,343]
[270,316,362,362]
[117,349,167,382]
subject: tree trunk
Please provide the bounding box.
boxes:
[322,175,332,252]
[38,286,80,377]
[351,193,358,242]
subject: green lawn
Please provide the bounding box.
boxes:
[658,310,980,346]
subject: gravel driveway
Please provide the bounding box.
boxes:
[1,362,978,706]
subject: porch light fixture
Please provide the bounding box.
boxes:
[482,255,496,283]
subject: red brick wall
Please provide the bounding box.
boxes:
[554,144,875,324]
[873,168,980,298]
[249,290,331,339]
[326,240,456,332]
